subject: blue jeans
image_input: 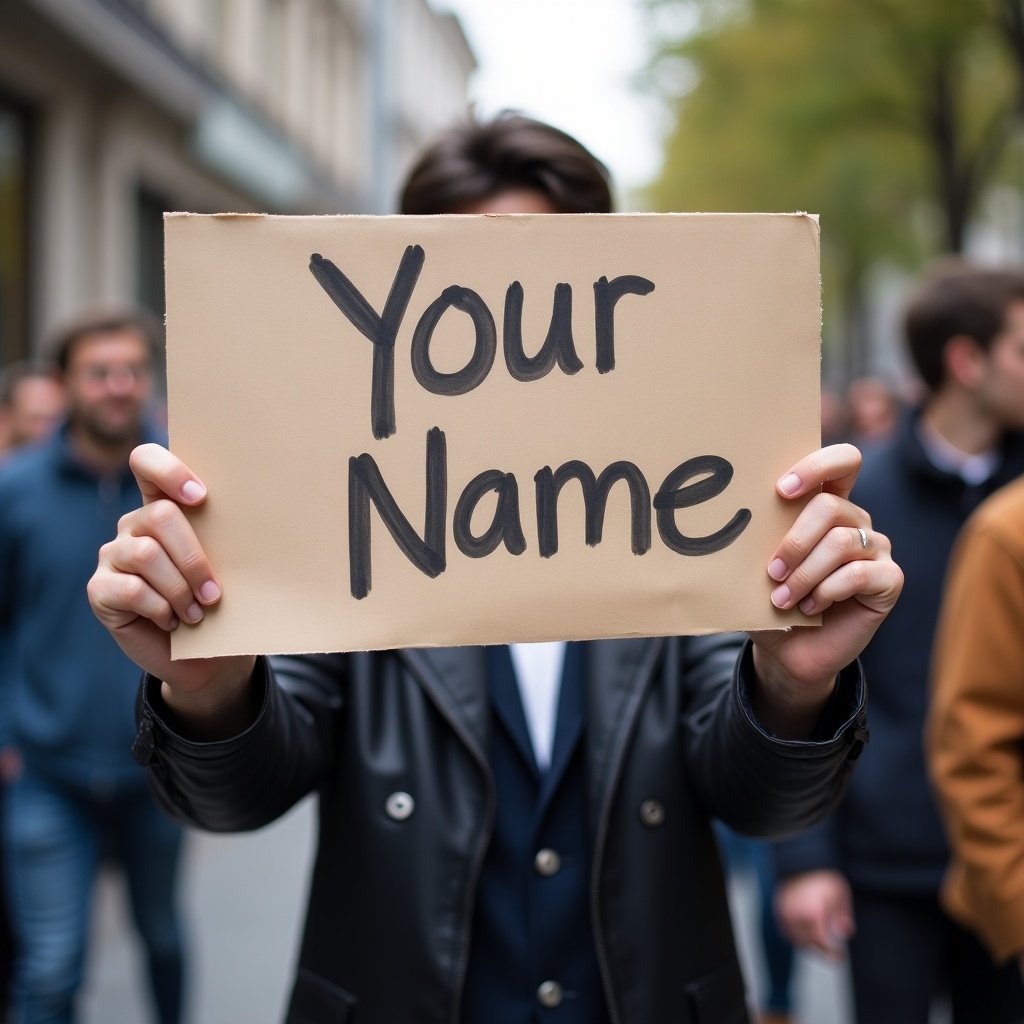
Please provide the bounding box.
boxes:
[3,765,185,1024]
[715,823,795,1016]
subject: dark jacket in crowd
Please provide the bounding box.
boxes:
[775,409,1024,892]
[135,635,866,1024]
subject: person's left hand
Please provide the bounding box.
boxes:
[749,443,903,734]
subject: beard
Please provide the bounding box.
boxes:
[71,399,143,448]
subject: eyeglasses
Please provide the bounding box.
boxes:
[74,364,151,385]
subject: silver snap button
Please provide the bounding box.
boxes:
[537,980,563,1008]
[639,799,665,827]
[385,791,414,821]
[534,848,561,877]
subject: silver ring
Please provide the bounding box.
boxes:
[857,527,869,550]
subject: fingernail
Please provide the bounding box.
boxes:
[771,584,792,608]
[199,580,221,603]
[185,602,203,623]
[800,596,816,614]
[181,480,206,502]
[778,473,802,496]
[767,558,789,581]
[168,616,179,631]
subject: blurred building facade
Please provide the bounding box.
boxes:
[0,0,475,365]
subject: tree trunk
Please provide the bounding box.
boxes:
[997,0,1024,111]
[923,56,969,251]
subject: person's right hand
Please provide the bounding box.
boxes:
[88,443,256,731]
[775,869,855,959]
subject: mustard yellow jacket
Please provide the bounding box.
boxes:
[929,475,1024,962]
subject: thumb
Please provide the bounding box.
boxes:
[130,444,207,507]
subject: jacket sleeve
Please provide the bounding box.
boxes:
[771,818,843,879]
[682,635,867,840]
[134,652,347,832]
[927,512,1024,963]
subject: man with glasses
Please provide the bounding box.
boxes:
[0,310,186,1023]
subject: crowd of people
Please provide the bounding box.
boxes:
[0,111,1021,1024]
[1,313,186,1024]
[773,263,1024,1023]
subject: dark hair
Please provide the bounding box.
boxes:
[903,259,1024,392]
[0,360,60,406]
[399,111,614,215]
[47,307,162,374]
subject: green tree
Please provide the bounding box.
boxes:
[642,0,1019,376]
[995,0,1024,107]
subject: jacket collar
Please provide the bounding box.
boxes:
[486,645,539,779]
[399,638,664,797]
[896,405,1024,491]
[53,418,165,482]
[582,638,664,820]
[538,641,588,807]
[400,646,491,765]
[485,642,588,788]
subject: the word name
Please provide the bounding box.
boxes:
[348,428,751,599]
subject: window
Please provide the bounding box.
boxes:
[0,93,33,366]
[136,185,172,320]
[136,185,172,400]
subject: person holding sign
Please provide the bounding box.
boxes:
[88,114,902,1024]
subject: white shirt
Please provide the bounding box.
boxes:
[508,642,567,772]
[917,419,998,485]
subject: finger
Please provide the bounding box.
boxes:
[776,443,862,502]
[104,531,207,625]
[789,556,904,618]
[770,526,889,612]
[789,913,839,957]
[776,895,827,950]
[117,501,222,608]
[767,493,871,585]
[130,443,207,507]
[776,910,807,948]
[807,909,851,959]
[822,907,855,957]
[833,910,856,941]
[88,566,179,632]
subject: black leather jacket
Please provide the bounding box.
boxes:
[134,635,866,1024]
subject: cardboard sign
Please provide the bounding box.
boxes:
[165,212,821,658]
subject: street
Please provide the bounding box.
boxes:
[81,798,315,1024]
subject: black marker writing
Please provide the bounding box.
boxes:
[453,470,528,558]
[653,455,752,555]
[347,439,746,598]
[535,460,651,557]
[348,426,446,599]
[594,275,656,373]
[309,246,425,440]
[503,282,583,382]
[411,286,497,396]
[312,246,657,438]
